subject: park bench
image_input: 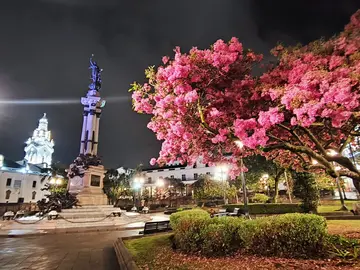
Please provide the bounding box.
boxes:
[48,210,59,220]
[227,208,240,217]
[140,220,172,235]
[112,209,122,217]
[164,207,177,215]
[212,208,228,218]
[141,206,149,214]
[2,211,15,220]
[14,210,25,219]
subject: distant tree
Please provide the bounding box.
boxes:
[243,155,285,203]
[193,175,237,202]
[103,168,131,204]
[292,171,319,213]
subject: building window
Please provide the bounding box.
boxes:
[180,168,185,170]
[32,181,37,188]
[194,173,198,180]
[32,191,36,200]
[5,190,11,200]
[148,177,152,183]
[6,178,12,187]
[14,180,22,189]
[182,174,186,181]
[206,172,211,175]
[169,168,175,171]
[158,169,164,172]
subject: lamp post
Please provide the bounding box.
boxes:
[326,149,347,211]
[236,140,249,217]
[261,173,270,196]
[132,176,144,209]
[49,177,63,193]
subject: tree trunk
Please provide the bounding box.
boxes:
[284,170,293,203]
[273,169,285,203]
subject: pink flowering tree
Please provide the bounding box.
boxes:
[131,10,360,193]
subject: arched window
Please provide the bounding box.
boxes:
[5,190,11,200]
[32,191,36,200]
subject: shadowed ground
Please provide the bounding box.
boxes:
[0,229,140,270]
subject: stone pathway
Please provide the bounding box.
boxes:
[0,230,140,270]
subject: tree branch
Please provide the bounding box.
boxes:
[197,99,217,134]
[277,124,304,146]
[339,135,353,153]
[299,126,327,156]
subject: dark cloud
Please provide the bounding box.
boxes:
[0,0,359,168]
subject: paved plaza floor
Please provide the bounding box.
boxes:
[0,229,141,270]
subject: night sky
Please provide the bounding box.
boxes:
[0,0,358,169]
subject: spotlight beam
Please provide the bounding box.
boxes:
[0,96,130,105]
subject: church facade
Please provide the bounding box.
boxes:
[0,154,50,204]
[23,113,54,168]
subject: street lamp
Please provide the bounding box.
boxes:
[235,140,249,217]
[260,173,270,195]
[132,176,144,209]
[327,149,348,211]
[168,185,174,207]
[215,164,229,204]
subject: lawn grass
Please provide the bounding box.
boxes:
[124,233,360,270]
[124,233,172,266]
[318,200,357,213]
[327,220,360,238]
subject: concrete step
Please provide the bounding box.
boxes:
[65,205,117,210]
[59,213,108,219]
[61,208,121,214]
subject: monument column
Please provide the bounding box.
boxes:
[93,112,101,155]
[69,55,107,205]
[79,109,88,154]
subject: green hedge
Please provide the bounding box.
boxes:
[170,209,210,230]
[246,213,327,257]
[225,203,302,214]
[170,210,327,257]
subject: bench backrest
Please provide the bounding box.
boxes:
[144,221,171,234]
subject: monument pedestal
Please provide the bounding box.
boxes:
[70,165,108,206]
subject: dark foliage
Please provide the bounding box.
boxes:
[225,203,302,214]
[67,154,102,178]
[292,171,319,213]
[36,183,79,214]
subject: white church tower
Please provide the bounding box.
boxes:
[24,113,54,168]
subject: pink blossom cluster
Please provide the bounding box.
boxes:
[131,10,360,178]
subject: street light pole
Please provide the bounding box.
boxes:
[240,157,249,217]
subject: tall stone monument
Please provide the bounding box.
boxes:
[68,55,107,205]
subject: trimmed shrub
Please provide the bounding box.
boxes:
[170,209,209,230]
[247,213,327,257]
[171,210,327,258]
[251,193,270,203]
[225,203,302,215]
[172,215,210,253]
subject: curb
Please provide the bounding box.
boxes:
[0,225,144,238]
[114,238,139,270]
